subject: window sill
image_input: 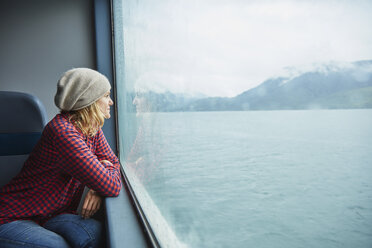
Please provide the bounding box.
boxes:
[105,179,149,248]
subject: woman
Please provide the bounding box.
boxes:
[0,68,122,247]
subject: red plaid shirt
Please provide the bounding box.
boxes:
[0,113,121,225]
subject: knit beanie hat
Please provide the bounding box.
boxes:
[54,68,111,111]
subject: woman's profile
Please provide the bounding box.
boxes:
[0,68,121,247]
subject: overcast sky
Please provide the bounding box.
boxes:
[122,0,372,97]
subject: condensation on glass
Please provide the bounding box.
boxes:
[112,0,372,247]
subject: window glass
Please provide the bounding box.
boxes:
[113,0,372,247]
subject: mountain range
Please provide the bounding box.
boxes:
[141,60,372,111]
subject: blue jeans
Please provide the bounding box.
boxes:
[0,214,102,248]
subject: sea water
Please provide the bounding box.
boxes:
[124,109,372,248]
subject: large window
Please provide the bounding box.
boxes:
[113,0,372,247]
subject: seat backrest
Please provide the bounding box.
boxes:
[0,91,47,187]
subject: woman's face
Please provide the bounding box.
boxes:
[97,91,113,119]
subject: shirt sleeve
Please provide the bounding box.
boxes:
[94,129,121,169]
[52,125,121,197]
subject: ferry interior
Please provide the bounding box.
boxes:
[0,0,151,247]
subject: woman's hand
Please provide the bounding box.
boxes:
[100,159,112,166]
[81,160,112,218]
[81,189,102,219]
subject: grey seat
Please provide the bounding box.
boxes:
[0,91,47,187]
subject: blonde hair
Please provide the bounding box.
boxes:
[66,101,105,137]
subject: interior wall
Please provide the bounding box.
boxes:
[0,0,96,120]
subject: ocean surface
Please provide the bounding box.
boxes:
[123,109,372,248]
